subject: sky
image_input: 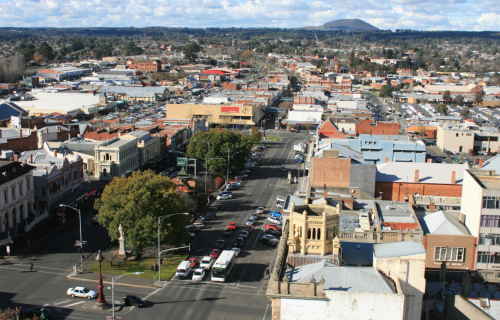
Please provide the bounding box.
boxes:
[0,0,499,31]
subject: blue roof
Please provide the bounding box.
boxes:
[340,242,374,266]
[0,102,27,120]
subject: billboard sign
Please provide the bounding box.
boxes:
[221,106,239,113]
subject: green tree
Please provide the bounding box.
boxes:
[182,42,202,62]
[251,126,262,143]
[263,43,273,55]
[455,95,464,106]
[125,41,143,56]
[187,129,253,177]
[460,108,470,118]
[38,42,54,61]
[207,57,217,66]
[94,170,190,250]
[475,90,485,106]
[379,84,393,98]
[436,103,448,115]
[442,90,451,104]
[281,61,286,67]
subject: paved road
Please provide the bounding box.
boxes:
[0,131,302,320]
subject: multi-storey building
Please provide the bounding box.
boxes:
[125,59,162,73]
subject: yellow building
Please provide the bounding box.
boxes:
[166,102,264,129]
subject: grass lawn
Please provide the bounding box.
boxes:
[89,253,189,280]
[265,136,281,141]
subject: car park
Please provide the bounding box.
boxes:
[217,192,233,200]
[123,295,146,307]
[200,256,214,270]
[210,249,221,259]
[214,239,225,249]
[192,268,205,281]
[67,287,97,299]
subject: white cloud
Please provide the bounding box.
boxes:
[0,0,491,30]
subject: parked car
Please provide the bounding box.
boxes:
[269,211,283,218]
[256,207,265,214]
[214,239,225,249]
[234,237,244,247]
[223,229,233,237]
[262,234,277,241]
[227,222,237,230]
[266,229,282,236]
[67,287,97,299]
[276,196,286,202]
[243,227,253,234]
[210,249,221,259]
[217,192,233,200]
[281,164,286,171]
[123,295,146,307]
[231,247,241,257]
[186,225,201,233]
[265,224,282,231]
[192,268,205,281]
[276,201,284,208]
[239,231,249,239]
[235,174,248,180]
[200,256,214,270]
[267,217,282,225]
[225,184,240,191]
[192,222,204,229]
[259,237,278,246]
[201,214,215,221]
[246,220,254,228]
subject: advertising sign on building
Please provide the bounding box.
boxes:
[221,107,239,113]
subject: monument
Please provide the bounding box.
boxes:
[118,224,126,255]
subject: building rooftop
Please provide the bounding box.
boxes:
[420,210,470,235]
[374,201,415,224]
[16,92,99,113]
[286,261,395,294]
[469,170,500,189]
[373,241,426,259]
[376,162,467,185]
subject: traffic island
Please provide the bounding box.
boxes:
[82,301,122,313]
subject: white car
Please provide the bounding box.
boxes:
[277,196,286,202]
[67,287,97,299]
[200,256,214,270]
[231,247,241,257]
[262,234,277,241]
[276,201,284,208]
[267,217,282,225]
[245,220,254,228]
[256,207,265,214]
[192,268,205,281]
[217,192,233,200]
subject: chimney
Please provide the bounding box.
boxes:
[23,159,27,164]
[30,154,33,163]
[13,154,19,162]
[47,127,49,133]
[429,202,436,211]
[479,158,484,168]
[0,130,2,138]
[324,184,327,199]
[414,170,419,183]
[385,157,389,163]
[54,150,57,157]
[19,130,22,138]
[451,171,456,184]
[427,158,432,163]
[58,126,61,132]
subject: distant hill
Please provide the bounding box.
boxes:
[299,19,379,31]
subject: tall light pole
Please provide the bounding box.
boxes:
[227,149,240,182]
[195,140,211,199]
[60,204,83,272]
[112,272,142,319]
[158,212,190,282]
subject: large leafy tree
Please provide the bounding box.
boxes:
[475,90,485,107]
[436,103,448,115]
[379,84,393,98]
[38,42,54,61]
[187,129,253,177]
[442,90,451,104]
[94,170,190,250]
[182,42,202,62]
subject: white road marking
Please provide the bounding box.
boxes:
[238,284,258,289]
[237,265,248,287]
[18,264,70,271]
[61,301,85,308]
[164,284,262,296]
[54,299,73,305]
[0,266,62,275]
[142,286,162,301]
[263,303,270,320]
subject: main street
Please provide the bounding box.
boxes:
[0,130,305,320]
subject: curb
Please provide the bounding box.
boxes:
[66,273,158,289]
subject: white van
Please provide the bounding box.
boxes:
[175,260,192,279]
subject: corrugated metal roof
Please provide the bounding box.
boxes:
[286,261,394,294]
[373,241,426,259]
[376,162,467,185]
[420,210,470,235]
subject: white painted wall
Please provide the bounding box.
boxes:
[280,291,404,320]
[461,170,483,238]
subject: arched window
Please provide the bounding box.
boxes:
[105,153,110,161]
[317,228,321,240]
[312,228,316,240]
[11,186,15,200]
[307,228,311,239]
[19,182,23,197]
[103,168,107,176]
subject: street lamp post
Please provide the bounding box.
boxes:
[111,272,142,320]
[195,140,211,200]
[95,250,107,309]
[158,212,190,282]
[227,149,240,182]
[60,204,83,272]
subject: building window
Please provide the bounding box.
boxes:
[434,247,464,262]
[479,233,500,245]
[481,215,500,228]
[41,186,45,196]
[483,196,500,209]
[478,251,500,264]
[11,186,15,200]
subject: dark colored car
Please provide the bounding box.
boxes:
[243,227,253,234]
[186,225,201,232]
[123,295,146,307]
[21,306,51,318]
[259,238,278,247]
[266,229,282,236]
[214,239,225,249]
[201,214,215,222]
[234,238,244,248]
[226,184,240,191]
[223,229,233,237]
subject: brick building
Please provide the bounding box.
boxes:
[0,128,37,153]
[126,59,162,73]
[375,162,468,201]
